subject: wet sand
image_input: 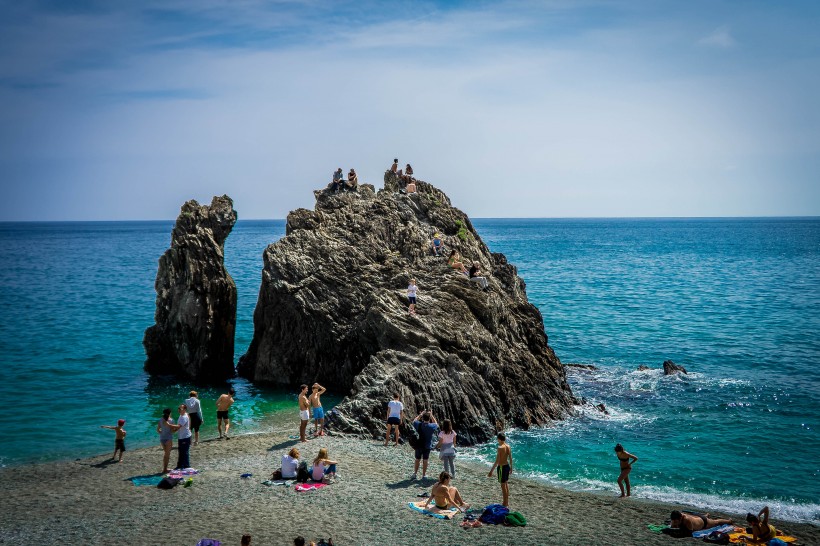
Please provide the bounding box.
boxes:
[1,428,817,546]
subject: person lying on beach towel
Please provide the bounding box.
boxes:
[744,506,789,544]
[424,472,469,513]
[668,510,733,537]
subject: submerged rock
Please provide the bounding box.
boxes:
[143,195,238,382]
[238,176,574,445]
[662,360,687,375]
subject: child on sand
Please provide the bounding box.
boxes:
[311,448,338,483]
[100,419,126,462]
[407,279,418,315]
[614,443,638,497]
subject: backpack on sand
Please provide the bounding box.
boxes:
[479,504,510,525]
[504,511,527,527]
[296,461,310,483]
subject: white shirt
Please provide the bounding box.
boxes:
[184,397,201,415]
[388,400,403,418]
[281,454,299,479]
[407,284,418,298]
[177,414,192,440]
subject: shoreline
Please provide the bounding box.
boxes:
[1,429,817,546]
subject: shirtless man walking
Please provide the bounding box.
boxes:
[216,388,235,440]
[310,383,327,437]
[298,384,310,442]
[487,432,513,507]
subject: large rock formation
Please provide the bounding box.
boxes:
[144,195,238,382]
[238,174,575,445]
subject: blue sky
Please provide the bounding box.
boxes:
[1,0,818,220]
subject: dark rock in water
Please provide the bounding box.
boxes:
[637,365,651,371]
[144,195,238,382]
[238,175,574,445]
[662,360,687,375]
[566,363,597,371]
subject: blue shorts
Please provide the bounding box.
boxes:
[408,296,416,304]
[313,407,324,419]
[387,416,400,425]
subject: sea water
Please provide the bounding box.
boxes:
[0,218,818,523]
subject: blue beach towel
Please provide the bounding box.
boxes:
[128,475,164,487]
[693,524,736,538]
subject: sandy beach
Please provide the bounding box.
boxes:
[1,425,817,546]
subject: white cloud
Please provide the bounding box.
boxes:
[698,25,736,48]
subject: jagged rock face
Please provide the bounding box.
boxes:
[238,175,574,445]
[144,195,238,382]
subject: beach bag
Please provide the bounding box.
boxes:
[296,461,310,483]
[157,477,181,489]
[196,540,222,546]
[504,511,527,527]
[272,468,283,480]
[479,503,510,525]
[702,531,729,544]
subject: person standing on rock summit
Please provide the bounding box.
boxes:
[216,388,235,440]
[298,384,311,442]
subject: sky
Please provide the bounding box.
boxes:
[0,0,819,220]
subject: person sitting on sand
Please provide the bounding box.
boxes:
[424,471,469,512]
[100,419,126,463]
[747,506,781,543]
[311,448,338,483]
[447,249,468,274]
[614,443,638,497]
[670,510,733,537]
[468,262,490,291]
[279,447,300,479]
[345,169,358,191]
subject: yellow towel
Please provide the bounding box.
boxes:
[728,532,797,543]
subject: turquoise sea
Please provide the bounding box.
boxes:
[1,218,818,524]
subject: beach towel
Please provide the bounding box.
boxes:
[196,540,221,546]
[128,475,164,487]
[647,524,668,533]
[262,479,294,486]
[408,501,459,520]
[693,524,737,538]
[168,468,199,478]
[294,482,327,492]
[728,533,796,543]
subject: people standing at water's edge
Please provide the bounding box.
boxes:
[407,279,418,315]
[157,409,174,473]
[424,472,469,512]
[384,393,403,446]
[614,443,637,497]
[669,510,733,537]
[488,432,513,507]
[310,383,327,436]
[311,447,338,483]
[412,410,438,480]
[169,404,192,469]
[100,419,126,463]
[298,384,310,442]
[185,391,203,445]
[216,388,235,439]
[437,419,457,478]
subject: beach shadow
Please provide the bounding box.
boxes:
[87,458,119,469]
[268,439,300,451]
[385,478,419,490]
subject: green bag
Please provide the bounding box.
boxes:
[505,511,527,527]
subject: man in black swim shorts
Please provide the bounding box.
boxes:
[216,388,235,439]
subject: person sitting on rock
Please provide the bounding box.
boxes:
[424,471,469,512]
[406,178,416,194]
[468,262,490,291]
[345,169,358,191]
[447,250,468,274]
[431,232,444,256]
[311,448,338,483]
[403,163,414,184]
[330,168,344,193]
